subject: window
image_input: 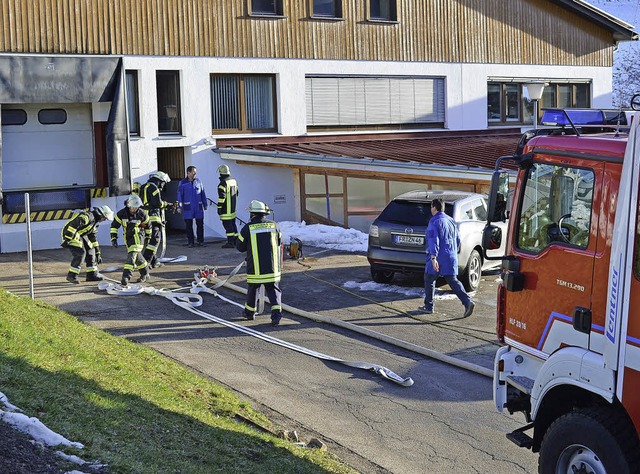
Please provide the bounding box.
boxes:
[2,189,89,214]
[38,109,66,125]
[250,0,284,16]
[488,81,591,126]
[516,163,593,253]
[211,74,277,133]
[126,70,141,136]
[306,76,445,130]
[1,109,27,126]
[369,0,396,21]
[156,70,182,134]
[311,0,342,18]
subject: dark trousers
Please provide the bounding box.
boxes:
[122,251,148,282]
[67,242,97,278]
[423,271,471,312]
[244,282,282,316]
[143,223,163,266]
[185,218,204,244]
[221,218,238,243]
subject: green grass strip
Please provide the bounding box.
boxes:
[0,288,356,474]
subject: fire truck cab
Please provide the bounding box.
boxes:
[485,110,640,473]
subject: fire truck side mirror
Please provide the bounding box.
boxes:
[483,224,502,250]
[487,171,510,223]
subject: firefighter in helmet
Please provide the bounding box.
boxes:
[140,170,171,268]
[217,164,239,248]
[110,195,151,286]
[61,205,114,284]
[236,200,283,326]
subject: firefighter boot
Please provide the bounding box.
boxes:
[137,269,150,283]
[66,272,80,284]
[271,311,283,327]
[86,272,104,282]
[221,241,235,249]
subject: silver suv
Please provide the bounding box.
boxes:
[367,190,506,291]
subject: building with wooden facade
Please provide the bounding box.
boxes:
[0,0,635,250]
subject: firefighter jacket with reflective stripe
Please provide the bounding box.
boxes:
[236,216,281,284]
[61,211,99,250]
[217,176,238,220]
[110,208,150,253]
[141,179,169,224]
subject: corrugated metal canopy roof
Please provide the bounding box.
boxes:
[216,129,522,172]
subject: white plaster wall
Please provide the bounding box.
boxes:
[0,55,615,252]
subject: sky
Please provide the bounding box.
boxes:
[588,0,640,107]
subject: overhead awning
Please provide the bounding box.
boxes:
[0,55,131,203]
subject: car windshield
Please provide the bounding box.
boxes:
[377,200,453,226]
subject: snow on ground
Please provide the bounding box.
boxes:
[279,221,369,253]
[279,221,465,301]
[0,390,99,473]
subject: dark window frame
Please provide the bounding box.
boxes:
[488,80,591,126]
[211,73,278,134]
[249,0,285,17]
[125,70,141,136]
[38,108,67,125]
[1,109,27,126]
[156,70,182,135]
[368,0,397,22]
[310,0,342,19]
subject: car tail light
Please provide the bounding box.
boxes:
[369,224,379,237]
[496,283,506,342]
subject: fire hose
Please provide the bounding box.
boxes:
[97,278,414,387]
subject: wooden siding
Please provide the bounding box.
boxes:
[0,0,614,66]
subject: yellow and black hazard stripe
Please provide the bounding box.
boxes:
[2,209,76,224]
[91,188,108,199]
[2,187,109,224]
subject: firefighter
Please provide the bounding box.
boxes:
[61,205,114,284]
[236,200,283,326]
[217,164,239,248]
[110,195,151,286]
[140,170,172,268]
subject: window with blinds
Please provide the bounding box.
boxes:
[211,74,277,133]
[305,76,445,130]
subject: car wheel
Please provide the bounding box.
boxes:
[461,249,481,292]
[371,267,394,284]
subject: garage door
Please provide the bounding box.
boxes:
[1,103,94,191]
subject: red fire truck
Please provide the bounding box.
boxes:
[484,109,640,473]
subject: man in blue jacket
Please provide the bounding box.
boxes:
[177,166,208,247]
[421,198,474,317]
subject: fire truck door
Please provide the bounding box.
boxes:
[505,159,602,355]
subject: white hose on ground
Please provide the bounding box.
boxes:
[96,280,414,387]
[209,276,493,379]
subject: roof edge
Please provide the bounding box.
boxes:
[551,0,637,41]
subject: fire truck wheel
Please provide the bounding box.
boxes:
[539,407,640,474]
[461,249,481,292]
[370,267,394,284]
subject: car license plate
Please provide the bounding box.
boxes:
[394,235,424,246]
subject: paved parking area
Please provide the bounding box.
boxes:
[0,235,536,473]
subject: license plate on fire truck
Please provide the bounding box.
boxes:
[394,235,424,246]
